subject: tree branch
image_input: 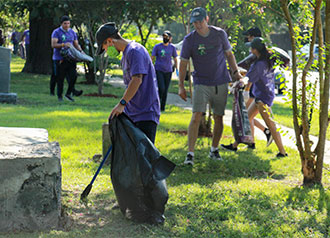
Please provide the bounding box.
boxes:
[249,0,285,18]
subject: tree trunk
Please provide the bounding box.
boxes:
[315,0,330,182]
[22,14,56,74]
[281,0,326,185]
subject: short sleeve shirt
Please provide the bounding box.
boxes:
[180,26,232,86]
[152,43,177,72]
[247,60,275,106]
[121,41,160,124]
[51,27,78,60]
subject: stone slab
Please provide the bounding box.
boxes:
[0,92,17,104]
[0,127,61,232]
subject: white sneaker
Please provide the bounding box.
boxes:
[184,153,194,165]
[209,149,223,161]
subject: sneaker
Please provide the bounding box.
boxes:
[209,149,223,161]
[247,143,256,149]
[58,97,63,102]
[184,153,194,166]
[73,89,83,97]
[50,92,55,96]
[65,94,75,102]
[276,152,288,158]
[220,144,238,152]
[264,128,273,147]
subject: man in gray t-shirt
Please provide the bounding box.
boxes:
[178,7,242,165]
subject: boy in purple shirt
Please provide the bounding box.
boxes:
[178,7,242,165]
[96,22,160,143]
[51,15,83,102]
[151,31,178,111]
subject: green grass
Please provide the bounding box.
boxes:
[1,56,330,238]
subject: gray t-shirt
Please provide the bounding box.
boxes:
[180,26,232,86]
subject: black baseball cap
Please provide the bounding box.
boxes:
[243,27,261,37]
[95,22,118,55]
[190,7,207,23]
[163,30,172,37]
[246,37,266,51]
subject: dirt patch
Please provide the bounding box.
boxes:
[84,93,118,98]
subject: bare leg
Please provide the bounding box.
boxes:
[256,101,286,154]
[188,112,203,152]
[212,114,223,148]
[247,101,260,144]
[246,97,266,132]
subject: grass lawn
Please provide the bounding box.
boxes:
[1,56,330,238]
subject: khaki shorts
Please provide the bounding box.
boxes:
[192,84,228,116]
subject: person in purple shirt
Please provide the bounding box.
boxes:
[11,30,19,55]
[22,29,30,60]
[151,31,178,111]
[95,22,160,143]
[51,15,83,102]
[178,7,242,165]
[240,27,273,148]
[221,37,287,158]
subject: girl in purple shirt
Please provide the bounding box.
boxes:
[221,37,287,157]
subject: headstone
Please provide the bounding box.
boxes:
[0,46,17,104]
[0,127,61,232]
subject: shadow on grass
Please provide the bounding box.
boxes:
[166,146,286,187]
[286,185,330,237]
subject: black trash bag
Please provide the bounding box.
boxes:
[109,114,176,224]
[232,86,253,144]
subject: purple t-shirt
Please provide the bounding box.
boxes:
[180,26,232,86]
[121,41,160,124]
[23,30,30,45]
[152,43,177,72]
[51,27,78,60]
[247,60,275,106]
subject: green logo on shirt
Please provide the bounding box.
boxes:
[161,49,166,57]
[198,44,206,55]
[62,34,66,42]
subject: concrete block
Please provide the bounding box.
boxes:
[0,127,62,232]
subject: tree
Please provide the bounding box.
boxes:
[251,0,329,185]
[125,0,178,46]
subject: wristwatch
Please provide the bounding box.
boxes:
[120,99,127,106]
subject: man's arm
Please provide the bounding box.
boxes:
[173,56,178,70]
[178,59,188,101]
[51,37,70,49]
[225,50,242,81]
[110,74,143,118]
[73,40,83,52]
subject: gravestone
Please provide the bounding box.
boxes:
[0,46,17,104]
[0,127,61,232]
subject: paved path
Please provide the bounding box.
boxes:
[105,76,330,164]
